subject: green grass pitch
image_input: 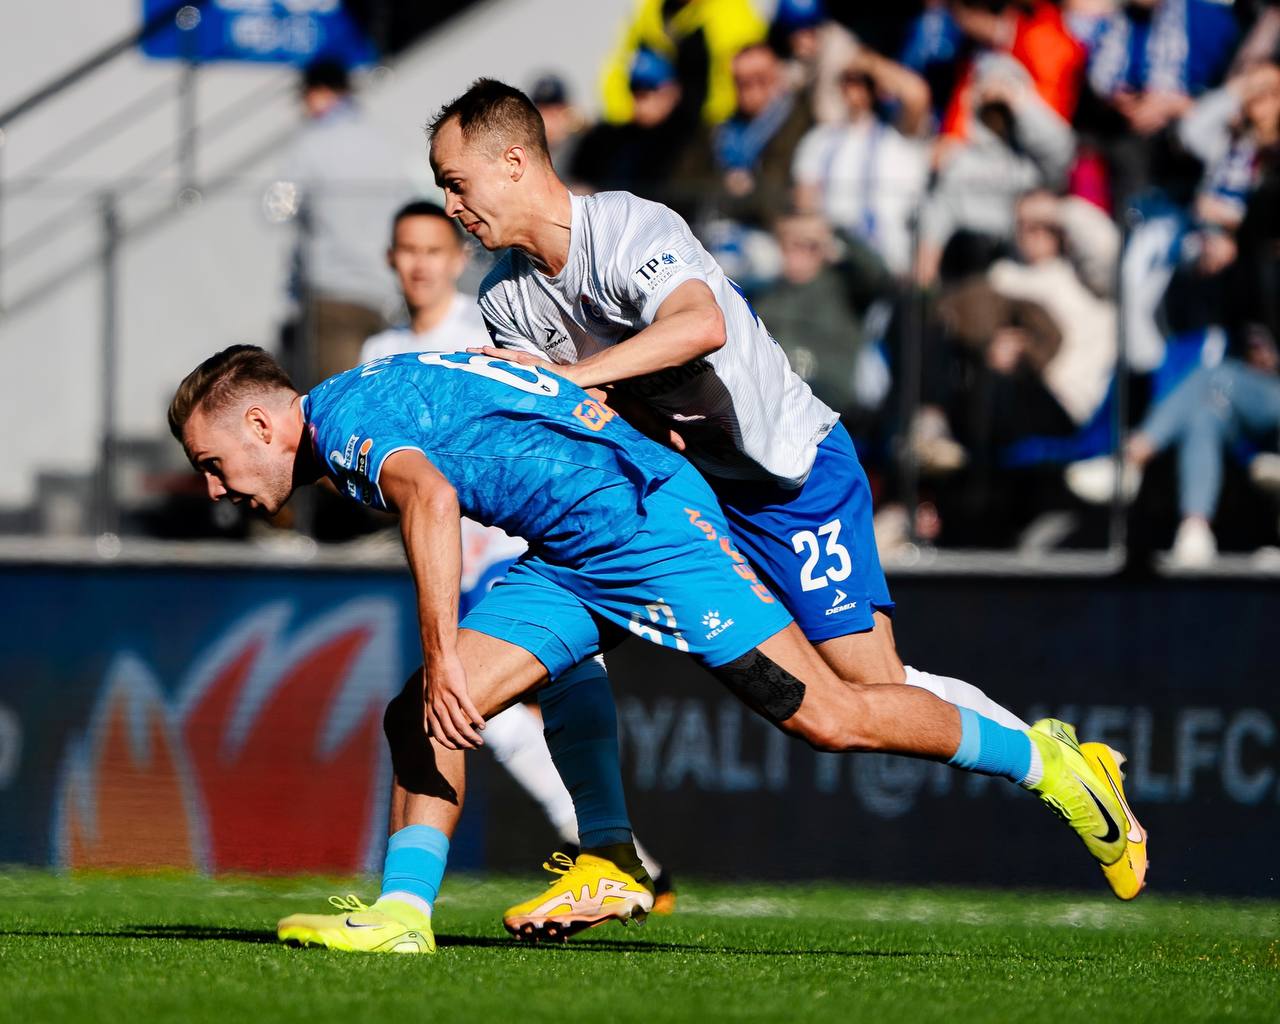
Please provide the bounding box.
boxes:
[0,871,1276,1023]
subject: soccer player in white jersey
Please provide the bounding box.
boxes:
[424,78,1147,921]
[357,198,676,908]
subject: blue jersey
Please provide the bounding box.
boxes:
[304,352,687,562]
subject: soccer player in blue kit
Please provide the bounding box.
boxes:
[172,341,1143,955]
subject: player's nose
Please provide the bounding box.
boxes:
[205,473,225,501]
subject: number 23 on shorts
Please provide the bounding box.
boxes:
[791,519,852,592]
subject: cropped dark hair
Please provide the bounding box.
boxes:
[426,78,550,161]
[391,199,463,243]
[169,345,295,441]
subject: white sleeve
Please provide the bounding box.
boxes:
[607,201,710,324]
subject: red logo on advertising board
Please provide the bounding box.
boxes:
[54,599,398,873]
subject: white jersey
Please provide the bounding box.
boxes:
[359,292,488,363]
[479,190,837,487]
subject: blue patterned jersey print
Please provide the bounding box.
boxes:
[304,352,688,562]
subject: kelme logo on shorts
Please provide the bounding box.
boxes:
[701,610,735,640]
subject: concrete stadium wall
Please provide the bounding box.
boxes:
[0,564,1274,897]
[0,0,634,509]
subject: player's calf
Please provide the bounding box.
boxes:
[382,672,462,803]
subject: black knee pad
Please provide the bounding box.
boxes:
[710,648,805,724]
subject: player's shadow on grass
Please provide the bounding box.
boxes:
[0,927,1102,962]
[434,934,1071,960]
[0,924,276,944]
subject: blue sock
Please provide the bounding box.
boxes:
[380,825,449,911]
[539,658,633,850]
[948,707,1034,785]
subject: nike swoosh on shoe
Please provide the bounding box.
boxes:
[1074,774,1122,844]
[1095,762,1145,843]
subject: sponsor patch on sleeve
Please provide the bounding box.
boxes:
[632,250,689,294]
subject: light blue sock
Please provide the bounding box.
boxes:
[539,658,633,850]
[948,707,1035,785]
[379,824,449,912]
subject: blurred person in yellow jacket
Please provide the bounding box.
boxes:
[599,0,765,126]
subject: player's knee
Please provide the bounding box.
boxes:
[382,670,422,752]
[786,714,850,752]
[709,648,806,726]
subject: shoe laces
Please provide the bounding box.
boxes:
[327,894,372,913]
[540,850,576,878]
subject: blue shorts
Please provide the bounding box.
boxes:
[714,424,893,642]
[461,464,794,678]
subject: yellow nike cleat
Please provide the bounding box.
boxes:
[1026,719,1129,882]
[277,894,436,953]
[503,851,655,942]
[1081,741,1149,900]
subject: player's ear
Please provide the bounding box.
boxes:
[386,246,396,269]
[245,405,272,444]
[506,144,526,182]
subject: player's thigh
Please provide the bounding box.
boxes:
[456,629,551,718]
[384,629,548,743]
[716,425,899,677]
[459,557,604,712]
[719,622,876,751]
[814,611,904,686]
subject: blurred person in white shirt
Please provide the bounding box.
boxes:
[792,54,931,276]
[360,201,488,363]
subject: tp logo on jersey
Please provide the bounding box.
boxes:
[701,610,735,640]
[633,251,688,294]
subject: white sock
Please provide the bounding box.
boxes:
[903,666,1030,730]
[632,835,663,881]
[378,890,432,918]
[1022,741,1045,788]
[482,703,579,843]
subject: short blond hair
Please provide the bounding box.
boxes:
[168,345,295,440]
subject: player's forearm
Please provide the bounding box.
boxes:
[566,307,725,389]
[399,487,463,660]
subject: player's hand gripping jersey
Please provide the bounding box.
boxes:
[304,352,687,563]
[478,191,837,488]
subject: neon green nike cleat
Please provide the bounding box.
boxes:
[503,851,655,942]
[277,894,436,953]
[1027,719,1130,882]
[1080,741,1149,900]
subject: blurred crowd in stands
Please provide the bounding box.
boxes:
[276,0,1280,566]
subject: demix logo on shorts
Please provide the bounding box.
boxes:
[826,588,858,616]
